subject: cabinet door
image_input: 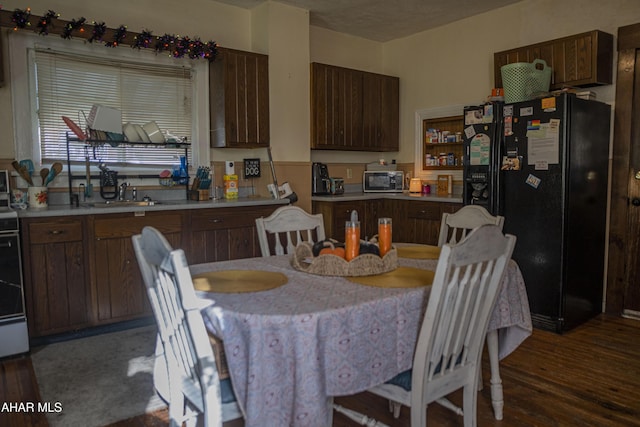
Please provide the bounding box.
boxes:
[364,199,385,240]
[494,30,613,89]
[22,218,90,337]
[404,201,443,245]
[210,48,270,148]
[362,73,399,151]
[312,63,399,151]
[311,63,363,149]
[188,206,276,263]
[312,200,367,241]
[91,212,183,324]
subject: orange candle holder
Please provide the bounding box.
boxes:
[378,217,392,257]
[345,220,361,261]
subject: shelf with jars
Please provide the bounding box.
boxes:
[422,115,464,170]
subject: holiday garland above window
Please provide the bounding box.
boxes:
[0,6,218,60]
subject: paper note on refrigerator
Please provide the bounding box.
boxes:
[469,133,491,165]
[527,122,559,165]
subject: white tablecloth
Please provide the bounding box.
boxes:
[191,254,531,427]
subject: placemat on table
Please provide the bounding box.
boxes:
[193,270,288,293]
[347,266,434,288]
[397,245,441,259]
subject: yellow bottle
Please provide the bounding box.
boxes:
[223,174,238,199]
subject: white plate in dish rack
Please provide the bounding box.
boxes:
[134,124,151,142]
[142,121,165,143]
[123,123,139,142]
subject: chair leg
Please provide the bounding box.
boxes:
[462,383,478,427]
[410,401,428,427]
[486,330,504,420]
[389,400,401,418]
[333,403,390,427]
[435,397,463,416]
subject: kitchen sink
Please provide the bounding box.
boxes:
[87,200,164,208]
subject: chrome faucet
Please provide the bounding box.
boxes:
[118,182,129,201]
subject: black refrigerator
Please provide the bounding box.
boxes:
[496,93,611,333]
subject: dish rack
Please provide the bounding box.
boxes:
[159,177,176,187]
[64,133,191,205]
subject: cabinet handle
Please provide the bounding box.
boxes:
[209,218,223,223]
[49,230,64,235]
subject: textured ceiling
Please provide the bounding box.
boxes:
[213,0,522,42]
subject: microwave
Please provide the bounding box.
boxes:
[363,171,404,193]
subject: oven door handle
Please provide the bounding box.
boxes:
[0,241,13,248]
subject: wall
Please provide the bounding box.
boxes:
[3,0,640,205]
[248,2,313,208]
[383,0,640,169]
[311,0,640,181]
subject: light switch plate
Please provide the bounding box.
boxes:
[244,158,261,178]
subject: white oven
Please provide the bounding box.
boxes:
[0,170,29,358]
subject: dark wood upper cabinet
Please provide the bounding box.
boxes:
[310,63,363,149]
[311,62,399,152]
[362,72,400,151]
[210,47,270,148]
[494,30,614,89]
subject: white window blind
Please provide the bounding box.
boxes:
[34,48,193,167]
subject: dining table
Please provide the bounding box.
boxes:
[190,244,532,427]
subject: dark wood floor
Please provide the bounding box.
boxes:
[1,314,639,427]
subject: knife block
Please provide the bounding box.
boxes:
[189,189,210,201]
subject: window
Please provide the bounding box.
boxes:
[35,49,192,166]
[9,32,209,171]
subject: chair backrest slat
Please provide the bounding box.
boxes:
[256,206,326,257]
[438,205,505,247]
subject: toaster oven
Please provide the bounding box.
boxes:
[363,171,404,193]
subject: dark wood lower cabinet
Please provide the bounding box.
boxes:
[91,212,184,324]
[314,200,368,241]
[403,200,444,245]
[21,204,280,337]
[313,198,461,246]
[188,205,275,263]
[22,217,91,337]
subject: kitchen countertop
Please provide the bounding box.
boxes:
[16,192,462,218]
[312,191,463,203]
[16,196,290,218]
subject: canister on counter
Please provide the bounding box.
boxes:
[223,174,238,199]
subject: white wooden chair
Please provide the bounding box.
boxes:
[256,205,326,256]
[338,224,516,427]
[132,226,242,427]
[438,205,504,247]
